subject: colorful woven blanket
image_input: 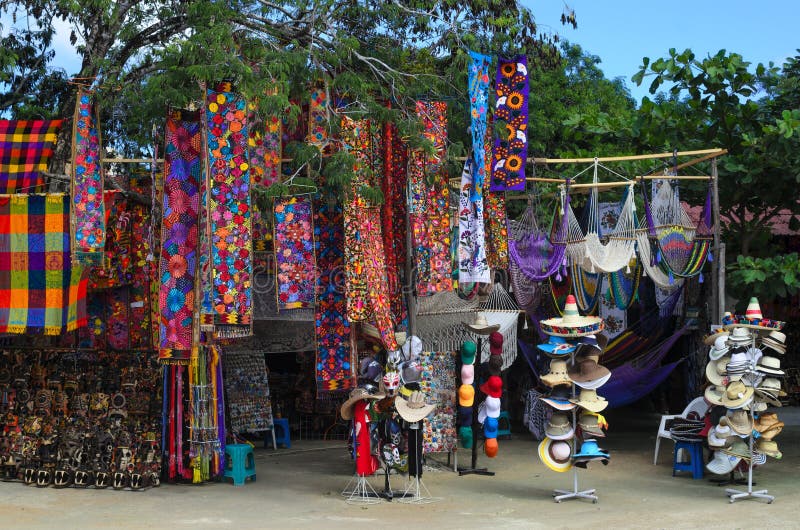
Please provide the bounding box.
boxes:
[159,109,203,363]
[71,88,106,264]
[490,56,529,192]
[0,119,63,193]
[274,196,316,310]
[0,194,87,335]
[313,199,354,395]
[206,86,253,337]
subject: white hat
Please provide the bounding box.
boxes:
[709,335,730,360]
[756,356,784,376]
[706,451,741,475]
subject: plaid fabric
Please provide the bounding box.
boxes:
[0,119,63,193]
[0,194,87,334]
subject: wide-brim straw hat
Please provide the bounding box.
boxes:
[567,359,611,388]
[463,313,500,335]
[705,357,729,386]
[578,413,607,438]
[538,437,573,472]
[756,439,782,459]
[722,439,752,460]
[540,295,604,338]
[708,335,731,361]
[756,356,784,376]
[703,329,730,346]
[569,388,608,413]
[545,413,575,441]
[706,451,741,475]
[721,381,754,409]
[341,387,385,420]
[704,385,725,406]
[394,390,436,423]
[761,330,787,354]
[721,410,753,436]
[541,359,572,388]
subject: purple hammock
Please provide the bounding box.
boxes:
[509,193,569,281]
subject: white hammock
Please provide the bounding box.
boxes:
[565,162,637,274]
[636,226,684,290]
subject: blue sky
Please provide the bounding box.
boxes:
[525,0,799,101]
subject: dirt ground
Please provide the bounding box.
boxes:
[1,407,799,529]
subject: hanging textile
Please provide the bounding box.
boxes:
[509,192,568,281]
[205,85,252,337]
[599,290,626,339]
[107,287,130,350]
[483,191,509,269]
[188,344,223,482]
[381,122,408,326]
[306,82,329,149]
[224,349,274,432]
[359,206,398,351]
[468,50,492,201]
[457,159,490,283]
[129,202,154,349]
[0,194,87,335]
[341,117,372,320]
[314,199,353,395]
[248,101,281,253]
[490,56,529,192]
[273,196,316,310]
[71,88,106,265]
[159,109,203,363]
[0,119,63,193]
[642,179,713,280]
[419,351,456,454]
[548,271,571,317]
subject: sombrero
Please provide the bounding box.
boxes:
[540,295,604,338]
[722,298,785,332]
[340,387,385,420]
[463,314,500,335]
[538,437,573,472]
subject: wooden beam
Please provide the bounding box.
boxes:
[569,181,633,190]
[637,175,712,180]
[101,158,163,164]
[533,148,726,164]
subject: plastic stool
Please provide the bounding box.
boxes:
[265,418,291,449]
[496,411,512,439]
[672,441,703,480]
[224,444,256,486]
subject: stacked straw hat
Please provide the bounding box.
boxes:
[537,295,610,473]
[704,302,788,476]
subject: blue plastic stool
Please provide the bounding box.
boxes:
[223,443,256,486]
[496,411,512,439]
[264,418,291,449]
[672,441,703,480]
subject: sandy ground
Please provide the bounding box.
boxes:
[1,408,799,530]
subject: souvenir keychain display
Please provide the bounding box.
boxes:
[536,295,609,503]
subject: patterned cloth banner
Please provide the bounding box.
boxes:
[457,160,490,283]
[223,350,274,432]
[490,56,529,192]
[206,85,253,337]
[483,117,509,269]
[87,192,132,289]
[274,196,316,310]
[306,83,328,149]
[0,119,63,193]
[106,286,130,350]
[313,199,354,395]
[248,102,282,253]
[358,206,397,351]
[159,109,203,363]
[468,51,492,201]
[0,194,87,335]
[129,202,154,350]
[419,351,457,454]
[410,101,452,296]
[71,88,106,264]
[381,122,408,327]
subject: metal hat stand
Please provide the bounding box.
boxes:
[553,348,597,503]
[398,421,440,504]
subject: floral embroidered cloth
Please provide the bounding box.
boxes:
[457,160,490,283]
[71,88,106,265]
[159,109,202,363]
[490,56,529,192]
[314,199,353,394]
[206,86,253,337]
[381,123,408,327]
[248,103,281,253]
[468,51,492,201]
[274,196,316,310]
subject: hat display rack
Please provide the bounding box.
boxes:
[537,295,610,503]
[702,298,786,504]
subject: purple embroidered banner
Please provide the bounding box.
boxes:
[490,56,528,192]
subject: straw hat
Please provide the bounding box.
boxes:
[727,326,753,345]
[545,413,575,441]
[705,357,729,386]
[703,329,730,346]
[704,385,725,407]
[567,359,611,389]
[707,424,734,448]
[756,356,784,376]
[756,439,782,459]
[761,330,787,355]
[720,381,754,409]
[723,298,786,332]
[569,388,608,413]
[757,377,787,397]
[721,409,753,435]
[538,437,573,472]
[540,295,604,338]
[463,314,500,335]
[541,359,572,388]
[394,390,435,423]
[706,451,741,475]
[340,387,385,420]
[578,413,606,438]
[722,439,752,460]
[708,335,730,361]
